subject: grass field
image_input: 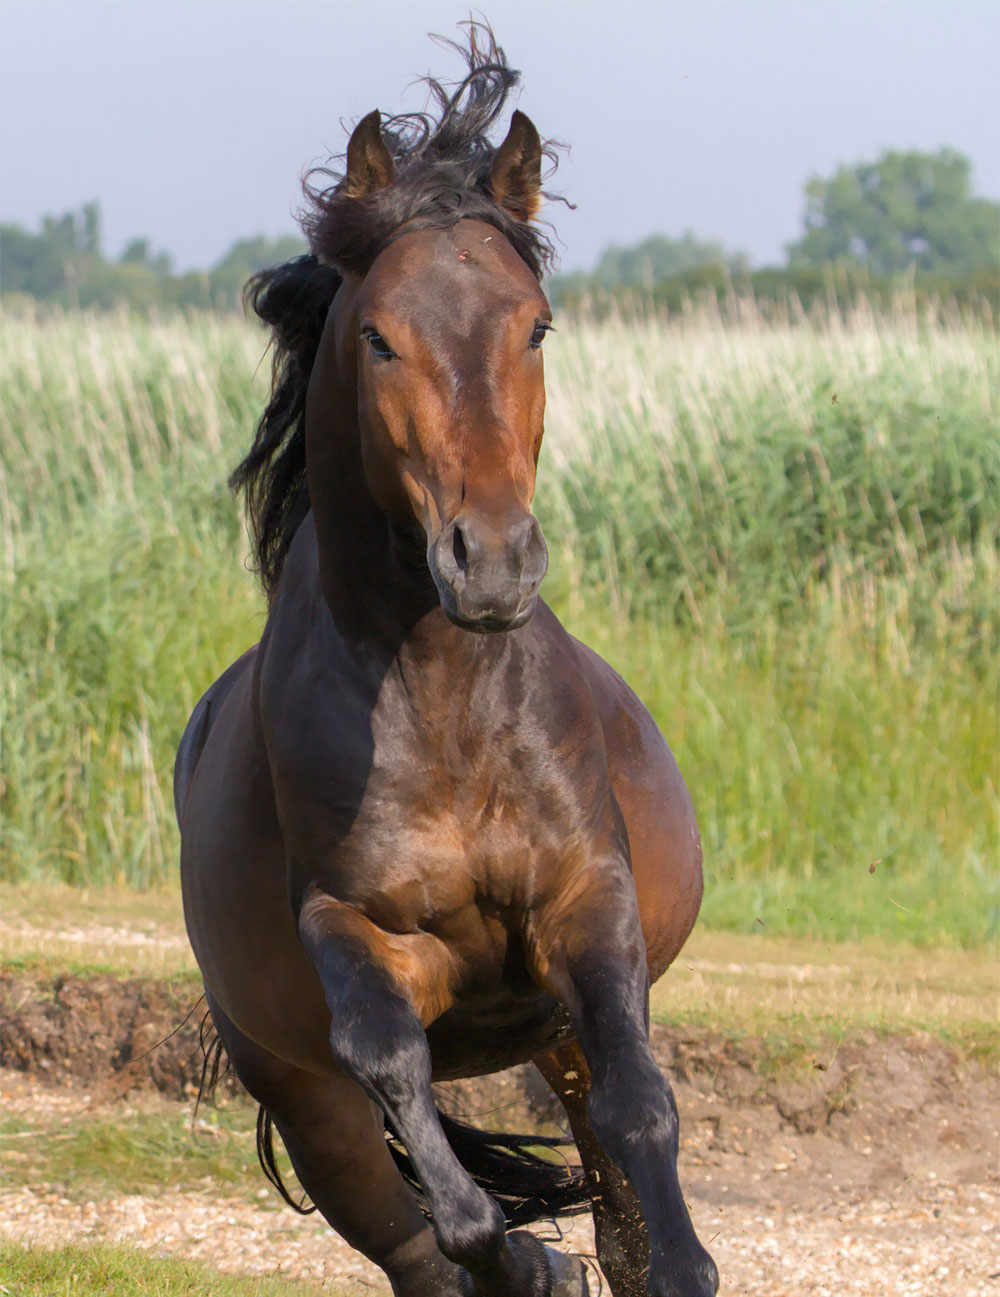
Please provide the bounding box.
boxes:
[0,1242,332,1297]
[1,300,996,946]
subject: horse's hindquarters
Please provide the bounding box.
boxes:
[574,637,705,982]
[178,669,333,1073]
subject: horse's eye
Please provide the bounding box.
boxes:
[364,330,395,360]
[529,323,551,351]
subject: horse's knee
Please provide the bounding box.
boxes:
[327,985,430,1105]
[587,1046,678,1167]
[433,1188,507,1271]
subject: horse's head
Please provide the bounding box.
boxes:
[324,111,552,633]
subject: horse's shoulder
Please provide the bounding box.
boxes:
[570,635,648,721]
[568,633,682,776]
[173,645,258,825]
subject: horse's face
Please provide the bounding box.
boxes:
[349,221,551,632]
[331,110,552,633]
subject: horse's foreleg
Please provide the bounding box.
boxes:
[299,885,588,1297]
[535,1039,650,1297]
[531,874,718,1297]
[204,992,459,1297]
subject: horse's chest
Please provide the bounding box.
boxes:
[268,640,597,921]
[350,724,553,881]
[308,696,574,920]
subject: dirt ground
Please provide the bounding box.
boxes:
[1,971,998,1295]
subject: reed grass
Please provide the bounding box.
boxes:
[1,300,996,945]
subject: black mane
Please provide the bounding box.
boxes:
[230,22,562,601]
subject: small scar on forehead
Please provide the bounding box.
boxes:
[457,249,470,261]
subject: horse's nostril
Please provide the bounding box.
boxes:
[452,524,469,574]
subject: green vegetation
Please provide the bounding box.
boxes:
[547,261,999,318]
[0,202,306,311]
[1,302,995,946]
[787,148,1000,277]
[551,231,749,302]
[1,1103,266,1200]
[0,1242,330,1297]
[549,148,999,312]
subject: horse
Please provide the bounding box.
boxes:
[175,27,719,1297]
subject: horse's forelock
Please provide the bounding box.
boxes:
[300,21,562,280]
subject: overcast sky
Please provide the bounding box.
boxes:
[2,0,998,273]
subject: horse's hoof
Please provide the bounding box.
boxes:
[544,1246,590,1297]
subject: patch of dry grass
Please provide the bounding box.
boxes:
[3,883,995,1054]
[652,929,999,1055]
[0,882,194,979]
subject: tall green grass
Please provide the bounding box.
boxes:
[1,300,996,944]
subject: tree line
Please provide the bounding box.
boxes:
[0,202,306,311]
[2,149,997,313]
[547,149,998,314]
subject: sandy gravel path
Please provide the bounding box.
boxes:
[3,1059,997,1296]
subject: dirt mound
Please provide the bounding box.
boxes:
[3,969,995,1182]
[0,971,231,1100]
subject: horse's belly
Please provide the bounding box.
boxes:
[426,997,575,1081]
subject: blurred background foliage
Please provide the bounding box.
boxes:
[1,142,997,948]
[2,302,996,945]
[2,148,997,316]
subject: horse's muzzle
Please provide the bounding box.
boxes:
[429,511,549,633]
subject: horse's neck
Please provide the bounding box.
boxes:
[305,417,437,647]
[284,509,514,711]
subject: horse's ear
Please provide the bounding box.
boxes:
[344,110,395,197]
[489,111,543,222]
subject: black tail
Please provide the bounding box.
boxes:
[257,1106,318,1215]
[193,1008,228,1118]
[386,1110,591,1228]
[255,1102,591,1227]
[205,1006,591,1226]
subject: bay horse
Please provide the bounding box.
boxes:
[175,29,718,1297]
